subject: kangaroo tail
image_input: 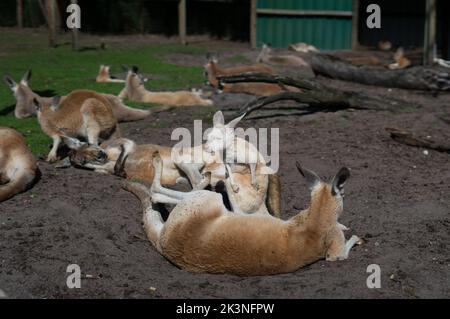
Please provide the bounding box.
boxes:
[121,181,152,212]
[0,171,36,203]
[266,173,281,218]
[104,94,151,122]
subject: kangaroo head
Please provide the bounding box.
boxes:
[257,43,272,62]
[63,136,108,167]
[98,65,109,77]
[296,162,350,221]
[33,96,61,115]
[205,111,246,154]
[125,66,147,89]
[203,54,219,85]
[3,70,38,118]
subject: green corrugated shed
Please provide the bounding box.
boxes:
[256,0,353,50]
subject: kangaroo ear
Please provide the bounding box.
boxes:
[211,53,218,63]
[226,112,246,129]
[32,97,41,111]
[62,135,86,150]
[3,74,17,89]
[51,96,61,110]
[21,69,31,84]
[131,65,139,73]
[331,167,350,196]
[121,65,130,72]
[206,52,211,61]
[213,110,225,127]
[296,162,321,191]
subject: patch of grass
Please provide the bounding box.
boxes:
[226,54,250,64]
[0,31,207,154]
[193,105,218,119]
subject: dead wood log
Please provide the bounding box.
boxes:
[218,73,413,118]
[310,54,450,91]
[386,127,450,153]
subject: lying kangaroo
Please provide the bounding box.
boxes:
[3,70,150,121]
[64,133,281,217]
[289,42,319,53]
[124,154,361,276]
[34,90,120,162]
[0,127,39,203]
[204,111,270,192]
[118,67,212,107]
[257,44,309,67]
[204,56,300,96]
[388,47,411,70]
[95,65,125,83]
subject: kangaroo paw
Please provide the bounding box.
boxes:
[337,223,349,231]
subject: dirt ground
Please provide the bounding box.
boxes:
[0,35,449,299]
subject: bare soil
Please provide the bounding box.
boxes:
[0,36,449,299]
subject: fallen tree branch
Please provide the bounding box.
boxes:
[386,127,450,153]
[218,73,414,118]
[310,54,450,91]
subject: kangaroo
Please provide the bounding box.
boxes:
[257,44,309,67]
[378,40,392,51]
[124,154,361,276]
[95,65,125,83]
[204,111,270,193]
[64,133,280,217]
[289,42,319,53]
[0,127,39,203]
[388,47,411,70]
[118,67,213,107]
[34,90,120,162]
[204,57,300,96]
[3,70,150,121]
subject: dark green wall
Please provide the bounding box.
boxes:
[256,0,353,49]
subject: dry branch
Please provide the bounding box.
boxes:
[218,73,413,118]
[310,54,450,91]
[386,127,450,153]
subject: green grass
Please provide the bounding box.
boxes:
[0,32,208,155]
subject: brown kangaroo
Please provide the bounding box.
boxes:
[64,135,281,217]
[0,127,38,203]
[388,47,411,70]
[124,154,361,276]
[3,70,150,121]
[204,56,300,96]
[118,67,212,107]
[34,90,120,162]
[95,65,125,83]
[257,44,309,67]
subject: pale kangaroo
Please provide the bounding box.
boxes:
[118,67,213,107]
[124,154,361,276]
[257,44,309,67]
[34,90,120,162]
[64,135,281,217]
[204,56,300,96]
[204,111,270,193]
[388,47,411,70]
[3,70,150,121]
[0,127,38,203]
[95,65,125,83]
